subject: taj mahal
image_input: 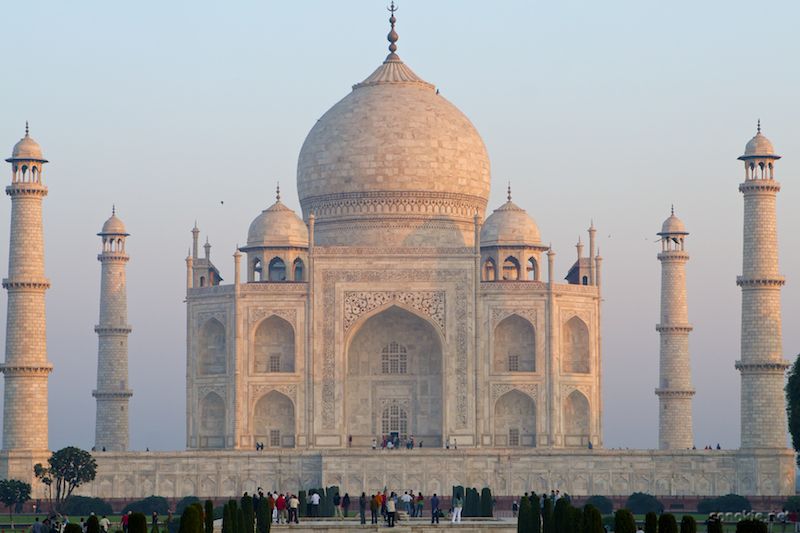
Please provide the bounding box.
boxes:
[0,6,795,500]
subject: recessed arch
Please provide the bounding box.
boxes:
[502,256,520,280]
[563,390,590,447]
[293,258,305,281]
[199,392,225,449]
[562,316,590,373]
[483,258,496,281]
[253,391,295,448]
[268,257,286,281]
[493,314,535,372]
[494,390,536,447]
[527,257,538,281]
[198,318,226,375]
[253,315,295,373]
[253,258,263,282]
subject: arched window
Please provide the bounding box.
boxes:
[253,258,263,282]
[254,315,295,373]
[199,276,206,287]
[268,257,286,281]
[582,276,588,285]
[381,403,408,441]
[483,258,496,281]
[198,318,226,375]
[562,316,590,373]
[293,258,305,281]
[381,341,408,374]
[493,315,535,372]
[527,258,538,281]
[502,257,520,280]
[563,390,590,447]
[253,391,295,448]
[199,392,225,449]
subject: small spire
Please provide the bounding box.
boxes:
[25,121,29,137]
[671,204,674,216]
[276,182,281,202]
[112,204,116,216]
[507,182,512,202]
[193,220,199,231]
[757,119,761,134]
[386,1,399,58]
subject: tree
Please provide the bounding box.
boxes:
[645,512,658,533]
[204,500,214,533]
[625,493,663,515]
[240,495,254,533]
[680,515,697,533]
[554,498,571,533]
[614,509,636,533]
[543,497,555,533]
[519,495,533,533]
[255,496,269,533]
[129,513,148,533]
[33,447,97,513]
[480,487,494,517]
[0,479,31,525]
[86,515,100,533]
[583,505,604,533]
[122,496,170,515]
[658,513,678,533]
[176,496,201,515]
[63,496,112,516]
[584,496,613,516]
[179,505,202,533]
[531,494,541,533]
[786,354,800,466]
[697,494,751,514]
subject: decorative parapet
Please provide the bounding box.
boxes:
[0,364,53,377]
[736,276,786,288]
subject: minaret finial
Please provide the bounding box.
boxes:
[112,204,116,216]
[276,182,281,202]
[671,204,674,216]
[386,1,399,58]
[757,119,761,134]
[25,121,29,137]
[507,182,512,202]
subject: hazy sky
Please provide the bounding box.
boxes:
[1,0,799,451]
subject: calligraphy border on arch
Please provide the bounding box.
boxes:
[343,291,445,334]
[490,308,537,328]
[321,269,470,430]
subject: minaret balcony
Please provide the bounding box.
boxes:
[736,276,785,288]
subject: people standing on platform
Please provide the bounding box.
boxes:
[333,492,342,519]
[288,494,300,524]
[359,493,367,524]
[370,494,379,524]
[430,494,440,525]
[342,493,351,518]
[386,493,397,527]
[309,490,321,517]
[451,494,463,523]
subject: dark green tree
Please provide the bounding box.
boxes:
[697,495,751,514]
[786,354,800,465]
[0,479,31,524]
[680,516,697,533]
[658,513,678,533]
[625,493,664,515]
[543,497,555,533]
[554,498,571,533]
[614,509,636,533]
[584,496,613,515]
[33,447,97,513]
[531,494,542,533]
[222,502,232,533]
[582,504,604,533]
[568,505,584,533]
[178,504,202,533]
[63,496,112,517]
[204,500,214,533]
[129,512,148,533]
[176,497,200,515]
[86,514,100,533]
[122,496,170,515]
[236,507,245,533]
[240,495,254,533]
[297,491,306,518]
[645,512,658,533]
[479,487,493,517]
[255,495,269,533]
[518,495,534,533]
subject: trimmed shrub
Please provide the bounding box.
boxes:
[255,496,269,533]
[697,494,751,514]
[519,495,534,533]
[176,497,201,516]
[680,516,697,533]
[531,493,541,533]
[658,513,678,533]
[65,524,83,533]
[240,495,253,533]
[569,505,584,533]
[86,515,100,533]
[554,498,571,533]
[297,491,307,518]
[466,488,480,517]
[204,500,214,533]
[480,487,493,517]
[645,512,658,533]
[614,509,637,533]
[236,508,245,533]
[584,496,613,516]
[63,496,113,516]
[129,513,148,533]
[178,505,202,533]
[583,505,604,533]
[625,493,664,515]
[784,496,800,513]
[222,502,232,533]
[543,498,555,533]
[123,496,170,515]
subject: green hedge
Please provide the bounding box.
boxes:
[122,496,170,515]
[584,496,613,515]
[63,496,113,516]
[697,494,751,514]
[625,493,664,514]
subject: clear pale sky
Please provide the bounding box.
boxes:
[1,0,799,451]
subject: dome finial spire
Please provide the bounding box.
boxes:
[24,121,29,137]
[112,204,116,216]
[507,182,512,202]
[757,119,761,134]
[276,182,281,202]
[386,1,399,59]
[671,204,674,216]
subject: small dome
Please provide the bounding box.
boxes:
[99,211,128,236]
[481,199,541,246]
[743,132,776,157]
[6,130,47,163]
[659,214,687,236]
[246,200,309,248]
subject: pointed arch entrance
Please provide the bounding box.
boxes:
[346,305,443,447]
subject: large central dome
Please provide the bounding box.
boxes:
[297,27,491,247]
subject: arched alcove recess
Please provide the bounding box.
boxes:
[198,318,226,375]
[483,258,496,281]
[493,315,535,372]
[563,390,590,447]
[293,258,305,281]
[268,257,286,281]
[199,392,225,448]
[494,390,536,447]
[253,391,295,448]
[253,315,295,373]
[562,316,590,373]
[502,256,520,280]
[345,305,443,447]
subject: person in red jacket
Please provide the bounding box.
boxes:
[275,494,287,524]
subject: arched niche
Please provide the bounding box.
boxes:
[563,390,590,447]
[493,314,535,372]
[483,258,496,281]
[268,257,286,281]
[494,390,536,447]
[293,258,305,281]
[502,256,520,280]
[253,315,295,373]
[199,392,225,448]
[198,318,226,375]
[253,391,295,448]
[345,305,443,447]
[562,316,590,373]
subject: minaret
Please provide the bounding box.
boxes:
[1,124,53,452]
[736,123,790,449]
[655,207,694,450]
[93,207,133,451]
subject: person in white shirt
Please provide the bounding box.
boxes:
[310,491,321,517]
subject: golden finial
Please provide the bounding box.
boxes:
[507,182,512,202]
[387,1,399,58]
[757,119,761,134]
[25,121,29,137]
[276,182,281,202]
